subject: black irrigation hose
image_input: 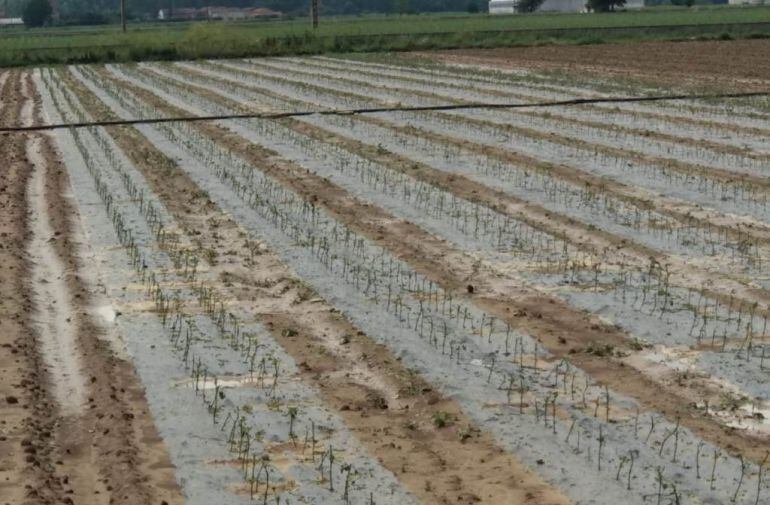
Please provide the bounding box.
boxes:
[2,89,769,133]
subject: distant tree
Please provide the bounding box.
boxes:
[516,0,546,12]
[466,0,479,12]
[71,12,108,25]
[393,0,411,13]
[585,0,625,11]
[53,0,473,20]
[22,0,52,27]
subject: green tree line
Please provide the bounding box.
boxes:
[6,0,483,24]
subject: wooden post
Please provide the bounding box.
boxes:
[120,0,126,32]
[311,0,318,29]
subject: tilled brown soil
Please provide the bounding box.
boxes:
[0,70,183,505]
[0,70,73,505]
[39,132,183,505]
[422,39,770,91]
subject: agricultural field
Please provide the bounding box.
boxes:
[2,5,770,66]
[1,50,770,505]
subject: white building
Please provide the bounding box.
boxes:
[0,17,23,26]
[540,0,588,11]
[488,0,516,13]
[489,0,643,13]
[604,0,644,9]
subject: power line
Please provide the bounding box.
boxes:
[2,90,768,133]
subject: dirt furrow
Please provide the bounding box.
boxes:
[0,71,75,505]
[98,66,770,466]
[0,71,10,117]
[35,129,183,505]
[0,71,16,123]
[62,65,574,505]
[0,71,186,505]
[421,41,770,93]
[26,133,88,416]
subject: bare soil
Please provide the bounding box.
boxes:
[423,39,770,91]
[0,70,73,505]
[0,70,183,505]
[40,133,183,505]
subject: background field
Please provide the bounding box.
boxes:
[1,5,770,66]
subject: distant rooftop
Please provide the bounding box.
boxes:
[0,17,23,26]
[157,7,282,21]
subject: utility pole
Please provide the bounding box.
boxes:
[311,0,318,29]
[120,0,126,32]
